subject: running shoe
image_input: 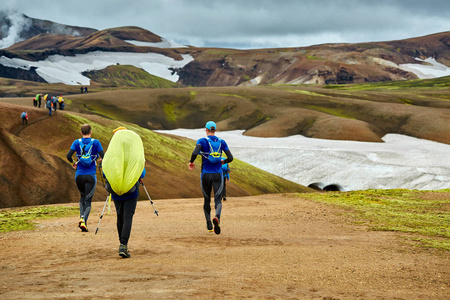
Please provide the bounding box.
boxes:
[213,217,221,235]
[119,244,130,258]
[80,222,88,232]
[207,221,213,232]
[78,218,83,228]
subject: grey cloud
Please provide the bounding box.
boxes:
[3,0,450,49]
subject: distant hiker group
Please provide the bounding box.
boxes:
[32,93,65,116]
[66,120,233,259]
[80,86,88,94]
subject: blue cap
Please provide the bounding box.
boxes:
[205,121,216,130]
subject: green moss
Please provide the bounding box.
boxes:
[301,189,450,250]
[398,98,413,105]
[0,206,78,232]
[163,102,177,123]
[64,114,112,141]
[83,65,180,88]
[162,99,192,124]
[305,105,355,119]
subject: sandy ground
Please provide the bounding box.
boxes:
[0,194,448,299]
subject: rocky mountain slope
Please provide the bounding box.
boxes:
[0,13,448,86]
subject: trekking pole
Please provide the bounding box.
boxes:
[98,163,105,187]
[97,164,111,214]
[95,194,110,235]
[140,179,159,216]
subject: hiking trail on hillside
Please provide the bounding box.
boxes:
[1,194,448,299]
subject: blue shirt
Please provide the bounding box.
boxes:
[222,162,230,180]
[70,137,103,176]
[196,136,229,174]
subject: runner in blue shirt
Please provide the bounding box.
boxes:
[188,121,233,234]
[66,124,104,232]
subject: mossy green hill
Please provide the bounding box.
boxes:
[83,65,180,88]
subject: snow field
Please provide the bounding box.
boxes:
[156,129,450,191]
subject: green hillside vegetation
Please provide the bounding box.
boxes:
[83,65,180,88]
[0,206,78,232]
[302,189,450,250]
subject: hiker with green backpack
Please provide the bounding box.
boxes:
[188,121,233,234]
[101,126,147,258]
[66,124,104,232]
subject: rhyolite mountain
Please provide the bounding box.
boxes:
[0,13,449,86]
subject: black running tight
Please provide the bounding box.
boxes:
[201,172,223,221]
[75,174,96,223]
[113,198,137,245]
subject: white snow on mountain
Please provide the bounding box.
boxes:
[0,51,193,85]
[399,58,450,79]
[125,38,187,48]
[156,129,450,191]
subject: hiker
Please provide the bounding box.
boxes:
[84,86,88,93]
[221,157,230,201]
[102,127,146,258]
[58,95,64,110]
[52,96,58,111]
[80,86,83,94]
[188,121,233,234]
[21,111,28,125]
[66,124,105,232]
[46,97,52,115]
[33,97,37,107]
[36,93,41,108]
[43,94,48,108]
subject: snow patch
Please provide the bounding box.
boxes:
[0,51,194,85]
[239,75,264,86]
[156,129,450,191]
[125,38,187,48]
[399,57,450,79]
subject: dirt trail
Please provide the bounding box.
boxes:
[0,194,448,299]
[12,114,52,136]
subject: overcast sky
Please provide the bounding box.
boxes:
[2,0,450,49]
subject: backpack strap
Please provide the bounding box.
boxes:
[206,137,221,153]
[78,138,96,156]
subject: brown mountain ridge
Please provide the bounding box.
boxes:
[0,19,448,86]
